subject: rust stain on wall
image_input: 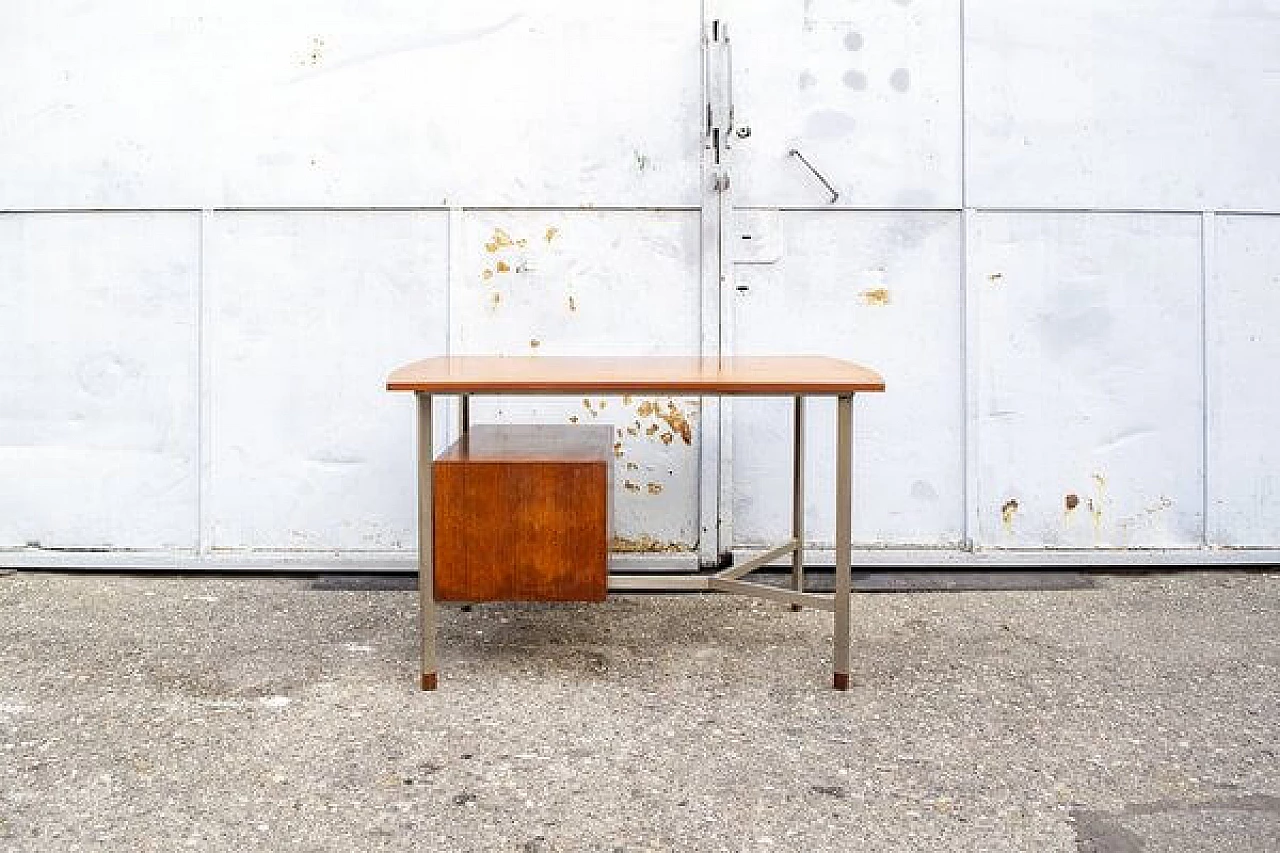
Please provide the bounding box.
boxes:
[861,287,891,306]
[485,228,515,253]
[656,401,693,445]
[609,535,688,554]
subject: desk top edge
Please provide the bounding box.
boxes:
[386,356,885,394]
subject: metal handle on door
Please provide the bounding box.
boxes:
[788,148,839,204]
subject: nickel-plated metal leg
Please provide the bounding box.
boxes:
[417,392,437,690]
[833,394,853,691]
[790,395,806,611]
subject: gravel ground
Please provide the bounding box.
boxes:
[0,570,1276,852]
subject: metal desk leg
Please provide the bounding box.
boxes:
[790,395,806,610]
[417,391,437,690]
[833,393,853,691]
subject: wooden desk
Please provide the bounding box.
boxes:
[387,355,886,691]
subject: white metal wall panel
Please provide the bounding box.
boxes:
[0,2,700,209]
[731,211,964,546]
[0,4,211,209]
[1209,215,1280,546]
[730,0,962,208]
[966,0,1280,211]
[451,210,703,550]
[0,213,199,547]
[203,211,447,550]
[972,213,1204,547]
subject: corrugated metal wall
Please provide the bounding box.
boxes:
[3,1,1278,568]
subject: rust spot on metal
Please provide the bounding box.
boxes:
[657,401,693,445]
[609,535,688,554]
[486,228,515,253]
[496,260,511,274]
[1065,493,1080,511]
[861,287,891,306]
[646,482,663,495]
[1001,499,1019,526]
[544,226,559,243]
[301,36,325,67]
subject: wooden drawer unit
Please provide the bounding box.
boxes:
[432,424,613,602]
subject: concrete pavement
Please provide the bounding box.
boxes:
[0,570,1276,851]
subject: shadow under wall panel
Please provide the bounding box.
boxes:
[1209,215,1280,546]
[730,211,965,547]
[0,212,200,548]
[971,212,1203,548]
[203,211,447,551]
[450,210,703,551]
[965,0,1280,211]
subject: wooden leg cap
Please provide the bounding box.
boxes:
[420,673,438,691]
[833,673,850,691]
